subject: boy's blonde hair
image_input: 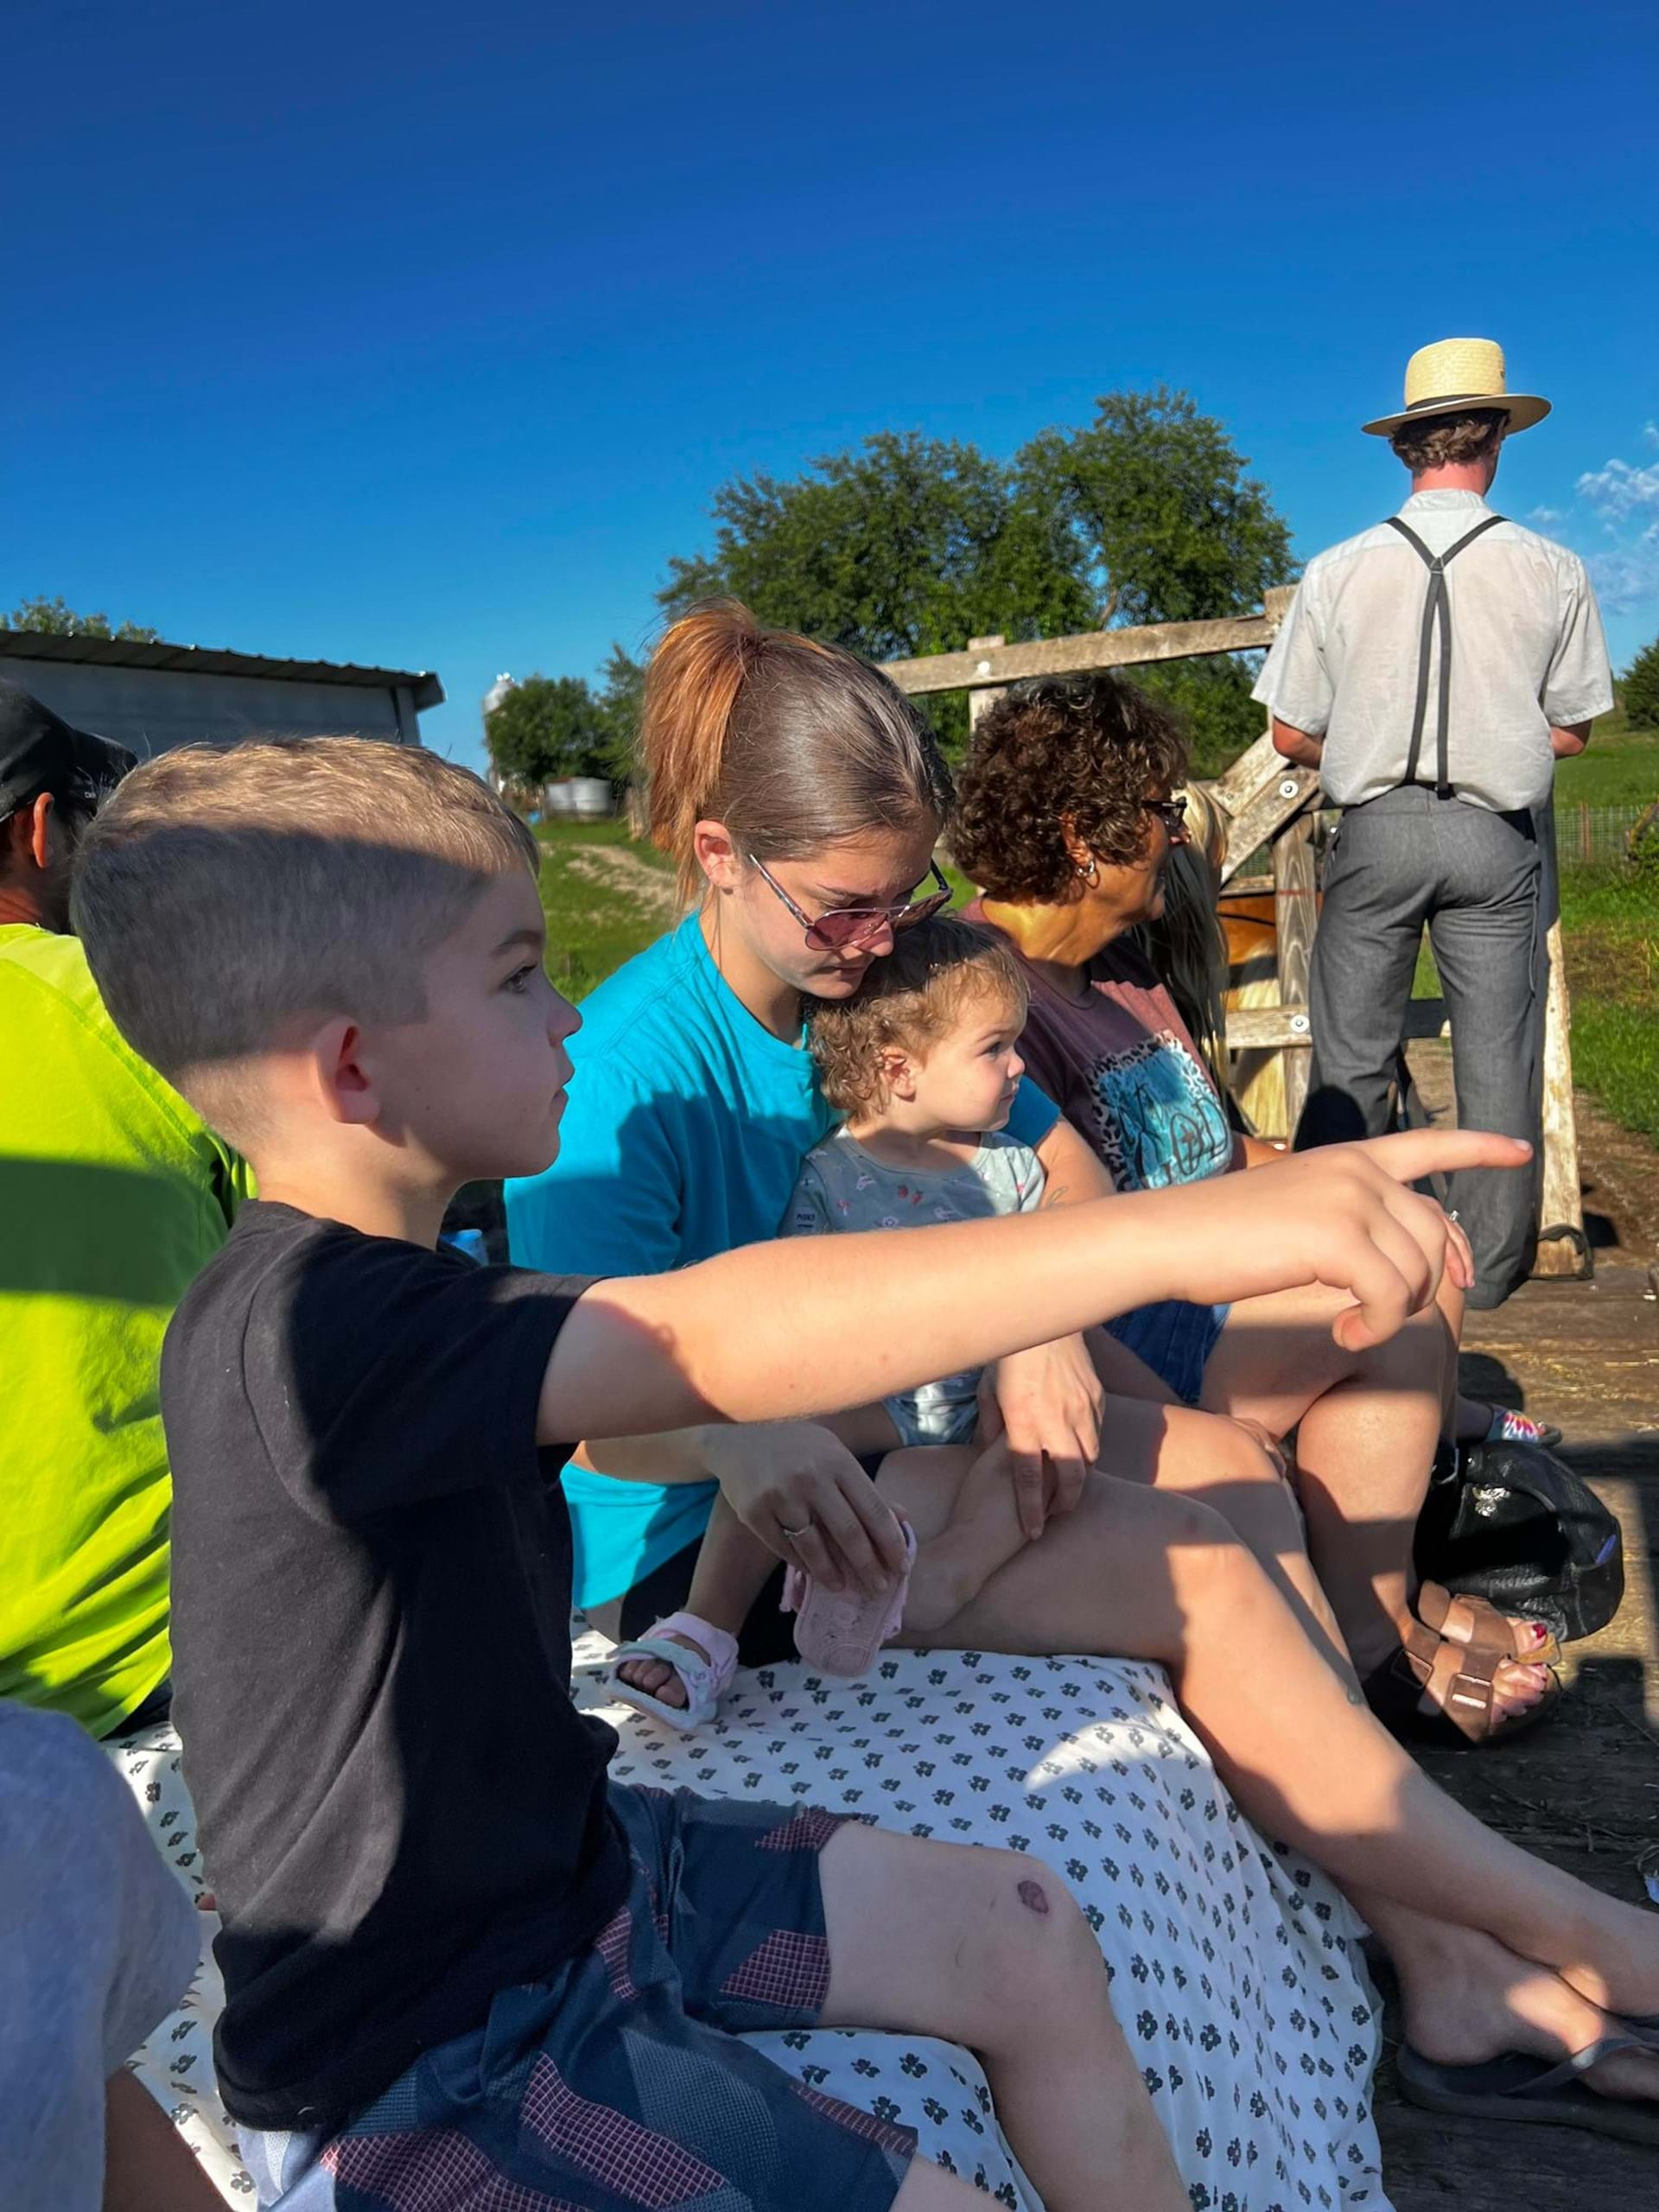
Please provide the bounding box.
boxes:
[807,913,1027,1117]
[72,738,540,1138]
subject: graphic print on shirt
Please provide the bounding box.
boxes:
[1083,1031,1234,1192]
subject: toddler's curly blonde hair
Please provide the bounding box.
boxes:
[807,913,1027,1118]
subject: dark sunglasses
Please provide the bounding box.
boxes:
[750,855,953,951]
[1144,794,1191,841]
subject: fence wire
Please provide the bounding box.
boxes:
[1554,802,1653,870]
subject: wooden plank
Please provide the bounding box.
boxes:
[1218,764,1321,881]
[1533,914,1592,1277]
[1211,727,1287,814]
[1272,813,1317,1132]
[1262,583,1297,625]
[1226,999,1451,1049]
[882,610,1280,696]
[964,635,1005,734]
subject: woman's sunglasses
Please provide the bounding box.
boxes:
[1144,794,1191,841]
[750,855,953,952]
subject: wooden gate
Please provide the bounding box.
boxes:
[882,594,1590,1279]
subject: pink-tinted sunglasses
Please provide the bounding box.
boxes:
[750,855,952,951]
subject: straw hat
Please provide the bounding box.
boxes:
[1362,337,1550,438]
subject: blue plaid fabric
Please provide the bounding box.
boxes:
[240,1784,915,2211]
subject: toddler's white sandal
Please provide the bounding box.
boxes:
[609,1611,739,1732]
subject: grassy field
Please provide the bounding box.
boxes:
[532,725,1658,1148]
[1409,720,1658,1147]
[1411,863,1658,1146]
[1552,705,1659,809]
[1556,868,1658,1142]
[531,817,678,1001]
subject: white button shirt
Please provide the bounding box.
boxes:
[1252,490,1613,812]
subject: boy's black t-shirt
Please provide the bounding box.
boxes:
[160,1200,630,2133]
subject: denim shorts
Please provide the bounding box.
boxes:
[1107,1297,1230,1406]
[240,1784,914,2212]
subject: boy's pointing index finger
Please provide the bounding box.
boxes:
[1350,1128,1533,1184]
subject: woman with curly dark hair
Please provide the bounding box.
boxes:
[955,671,1560,1744]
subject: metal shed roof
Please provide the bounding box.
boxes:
[0,629,445,712]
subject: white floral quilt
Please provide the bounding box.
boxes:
[113,1631,1392,2210]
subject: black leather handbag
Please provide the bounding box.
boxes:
[1414,1438,1624,1645]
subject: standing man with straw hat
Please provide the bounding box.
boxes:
[1255,338,1613,1306]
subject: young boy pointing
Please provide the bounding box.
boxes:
[72,739,1512,2212]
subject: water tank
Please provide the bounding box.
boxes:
[569,777,613,818]
[543,780,578,817]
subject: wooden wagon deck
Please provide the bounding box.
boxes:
[1378,1053,1659,2209]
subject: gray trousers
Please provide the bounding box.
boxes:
[1295,785,1544,1309]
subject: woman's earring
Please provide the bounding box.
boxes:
[1075,859,1098,882]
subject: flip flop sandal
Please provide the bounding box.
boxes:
[609,1612,739,1732]
[1362,1623,1561,1749]
[1397,2034,1659,2145]
[783,1522,918,1679]
[1416,1579,1560,1666]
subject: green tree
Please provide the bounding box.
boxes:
[486,675,611,794]
[2,594,162,643]
[1015,387,1293,626]
[658,397,1294,768]
[594,644,646,784]
[1621,635,1659,734]
[658,431,1097,752]
[1014,388,1294,773]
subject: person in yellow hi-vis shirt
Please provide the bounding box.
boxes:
[0,679,250,1738]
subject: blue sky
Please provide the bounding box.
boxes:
[5,0,1656,767]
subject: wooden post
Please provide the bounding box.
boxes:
[1579,800,1592,868]
[1532,916,1591,1276]
[1273,811,1318,1134]
[966,635,1006,734]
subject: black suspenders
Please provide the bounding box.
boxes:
[1383,512,1506,798]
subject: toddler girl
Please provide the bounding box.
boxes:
[613,917,1043,1726]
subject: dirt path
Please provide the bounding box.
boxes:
[1385,1039,1658,2211]
[563,843,682,920]
[1405,1038,1659,1270]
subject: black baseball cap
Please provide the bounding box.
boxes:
[0,678,137,817]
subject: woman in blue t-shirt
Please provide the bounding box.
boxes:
[505,603,1481,1736]
[507,601,1126,1645]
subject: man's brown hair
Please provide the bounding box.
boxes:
[71,737,539,1140]
[1389,407,1507,474]
[806,912,1027,1117]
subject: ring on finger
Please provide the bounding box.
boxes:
[779,1521,812,1540]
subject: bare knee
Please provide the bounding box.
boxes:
[962,1851,1102,2035]
[1154,1492,1274,1627]
[1156,1485,1249,1560]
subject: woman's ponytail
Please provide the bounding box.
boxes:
[639,600,767,902]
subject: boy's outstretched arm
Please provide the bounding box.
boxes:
[543,1130,1523,1519]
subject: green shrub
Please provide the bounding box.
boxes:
[1621,636,1659,735]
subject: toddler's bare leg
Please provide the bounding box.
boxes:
[614,1493,775,1709]
[897,1442,1030,1635]
[819,1823,1189,2212]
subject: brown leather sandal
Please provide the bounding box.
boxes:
[1415,1579,1560,1665]
[1363,1622,1561,1748]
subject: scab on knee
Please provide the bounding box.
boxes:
[1016,1877,1050,1916]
